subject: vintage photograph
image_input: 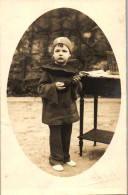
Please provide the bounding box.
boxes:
[7,8,121,176]
[1,1,126,194]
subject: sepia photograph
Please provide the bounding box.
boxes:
[7,7,121,176]
[1,0,126,195]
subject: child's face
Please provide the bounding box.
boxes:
[53,44,71,66]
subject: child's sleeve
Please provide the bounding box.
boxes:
[37,71,58,104]
[70,79,82,100]
[75,80,82,95]
[71,78,82,93]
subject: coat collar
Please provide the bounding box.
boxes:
[41,59,80,75]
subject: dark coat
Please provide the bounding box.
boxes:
[38,61,82,125]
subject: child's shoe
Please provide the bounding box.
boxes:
[52,165,64,171]
[66,160,76,167]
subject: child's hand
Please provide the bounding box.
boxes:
[56,82,66,90]
[73,75,81,82]
[73,72,89,82]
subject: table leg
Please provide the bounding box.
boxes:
[94,95,98,146]
[80,96,84,156]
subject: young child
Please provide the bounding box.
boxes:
[38,37,82,171]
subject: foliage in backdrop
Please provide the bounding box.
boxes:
[7,8,112,96]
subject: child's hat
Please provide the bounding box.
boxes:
[53,37,72,53]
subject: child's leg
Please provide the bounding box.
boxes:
[61,124,72,163]
[49,125,64,166]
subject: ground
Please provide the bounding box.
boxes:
[7,97,120,177]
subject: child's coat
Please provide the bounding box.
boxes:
[38,61,81,125]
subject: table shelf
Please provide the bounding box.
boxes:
[78,129,114,144]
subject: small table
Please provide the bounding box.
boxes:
[78,74,121,156]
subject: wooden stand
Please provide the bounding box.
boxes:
[78,75,121,156]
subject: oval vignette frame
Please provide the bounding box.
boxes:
[7,8,121,177]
